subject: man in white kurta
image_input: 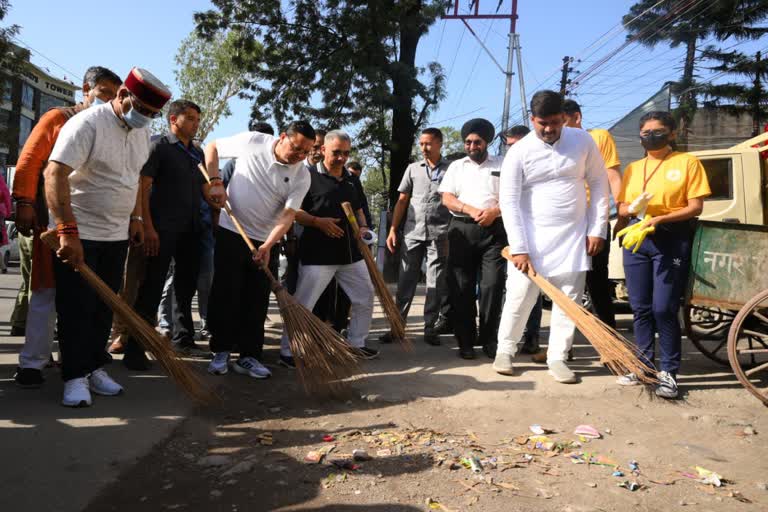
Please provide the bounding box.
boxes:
[496,90,609,384]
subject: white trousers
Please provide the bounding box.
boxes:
[280,260,374,356]
[497,266,586,364]
[18,287,56,370]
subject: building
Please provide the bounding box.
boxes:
[0,46,79,170]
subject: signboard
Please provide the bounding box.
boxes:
[18,64,78,102]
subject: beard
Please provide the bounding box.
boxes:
[468,149,488,163]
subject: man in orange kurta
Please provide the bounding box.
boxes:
[12,66,122,389]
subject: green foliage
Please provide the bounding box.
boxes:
[361,164,389,230]
[410,125,463,160]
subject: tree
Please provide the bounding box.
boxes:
[622,0,768,147]
[172,29,260,141]
[360,164,389,231]
[410,125,463,160]
[194,0,448,206]
[0,1,26,148]
[700,47,768,136]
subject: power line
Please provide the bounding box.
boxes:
[11,36,82,83]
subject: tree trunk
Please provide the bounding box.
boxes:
[677,35,697,150]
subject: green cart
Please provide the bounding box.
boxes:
[685,220,768,406]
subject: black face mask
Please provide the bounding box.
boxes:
[640,132,669,151]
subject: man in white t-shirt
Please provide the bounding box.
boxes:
[438,118,507,360]
[203,121,315,379]
[44,67,171,407]
[496,90,609,384]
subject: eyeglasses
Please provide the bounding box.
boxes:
[331,150,351,157]
[640,129,670,137]
[129,94,162,119]
[464,139,484,147]
[286,137,310,156]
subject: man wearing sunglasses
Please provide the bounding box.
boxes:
[439,118,507,360]
[44,67,171,407]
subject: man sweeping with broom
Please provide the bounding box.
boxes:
[495,90,610,384]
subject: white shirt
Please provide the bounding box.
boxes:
[48,103,151,241]
[438,154,502,216]
[500,127,609,277]
[216,131,311,241]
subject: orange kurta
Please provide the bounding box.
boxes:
[13,105,83,290]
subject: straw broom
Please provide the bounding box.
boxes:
[501,247,657,383]
[340,201,409,349]
[40,230,217,404]
[198,164,360,394]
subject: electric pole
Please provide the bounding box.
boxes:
[559,56,572,96]
[753,51,762,137]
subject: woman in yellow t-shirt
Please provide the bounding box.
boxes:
[616,111,711,399]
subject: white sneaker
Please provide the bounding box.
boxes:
[208,352,230,375]
[89,368,123,396]
[492,353,515,376]
[62,377,92,407]
[548,360,579,384]
[616,373,640,386]
[233,356,271,379]
[655,371,679,399]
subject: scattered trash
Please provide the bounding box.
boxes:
[469,457,483,473]
[322,435,335,443]
[756,482,768,491]
[629,460,639,472]
[330,458,360,471]
[742,426,757,436]
[585,482,597,488]
[695,466,724,487]
[376,448,392,457]
[617,481,641,491]
[727,491,752,503]
[678,500,697,506]
[426,497,456,511]
[604,428,612,435]
[573,425,601,439]
[352,449,372,461]
[612,471,625,477]
[529,424,554,435]
[304,444,335,464]
[529,435,556,451]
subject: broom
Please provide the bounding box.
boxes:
[40,230,217,404]
[198,164,360,394]
[501,247,657,383]
[340,201,409,349]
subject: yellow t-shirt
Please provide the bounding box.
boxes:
[617,151,711,216]
[589,128,621,169]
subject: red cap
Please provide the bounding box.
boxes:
[124,67,171,109]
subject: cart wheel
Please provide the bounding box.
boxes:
[684,304,736,365]
[727,289,768,407]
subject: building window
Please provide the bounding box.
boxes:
[0,110,9,129]
[21,83,34,110]
[40,93,66,113]
[1,79,11,102]
[19,115,32,147]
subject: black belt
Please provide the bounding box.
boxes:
[451,216,475,223]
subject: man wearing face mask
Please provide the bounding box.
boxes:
[439,118,507,360]
[44,67,171,407]
[11,66,122,389]
[496,90,609,384]
[204,121,315,379]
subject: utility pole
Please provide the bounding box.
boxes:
[753,51,762,137]
[559,56,571,96]
[444,0,527,131]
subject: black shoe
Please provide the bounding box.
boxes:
[14,367,44,388]
[10,326,25,337]
[354,347,380,360]
[278,355,296,369]
[379,332,395,344]
[123,349,151,371]
[432,318,452,335]
[518,334,541,355]
[173,340,209,357]
[458,348,477,360]
[482,344,496,359]
[567,348,575,362]
[423,332,441,346]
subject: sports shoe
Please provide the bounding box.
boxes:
[616,373,640,386]
[62,377,92,407]
[458,347,477,360]
[278,355,296,369]
[548,360,579,384]
[655,371,678,399]
[531,349,547,364]
[432,318,453,335]
[482,343,496,359]
[89,368,124,396]
[208,352,230,375]
[492,353,515,376]
[14,367,44,388]
[423,331,441,346]
[353,346,380,360]
[233,356,272,379]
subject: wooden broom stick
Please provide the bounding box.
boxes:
[501,247,657,383]
[341,201,409,349]
[40,230,217,404]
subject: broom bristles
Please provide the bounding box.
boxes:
[502,247,658,384]
[341,202,410,350]
[41,231,217,404]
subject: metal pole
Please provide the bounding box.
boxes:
[514,33,529,127]
[559,56,570,96]
[753,51,761,137]
[501,31,515,132]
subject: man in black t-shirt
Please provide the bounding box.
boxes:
[278,130,378,367]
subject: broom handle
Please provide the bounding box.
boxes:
[340,202,360,237]
[196,163,282,291]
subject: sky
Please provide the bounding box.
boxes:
[7,0,764,144]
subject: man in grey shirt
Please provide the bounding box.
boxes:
[384,127,452,345]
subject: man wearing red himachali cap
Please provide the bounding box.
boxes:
[43,67,171,407]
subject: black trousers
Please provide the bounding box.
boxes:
[586,224,616,328]
[447,218,507,351]
[208,227,279,359]
[129,229,201,351]
[54,239,128,381]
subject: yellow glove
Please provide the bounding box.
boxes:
[619,215,654,253]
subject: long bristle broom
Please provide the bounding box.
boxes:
[501,247,657,383]
[198,164,360,394]
[40,230,217,404]
[341,201,409,349]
